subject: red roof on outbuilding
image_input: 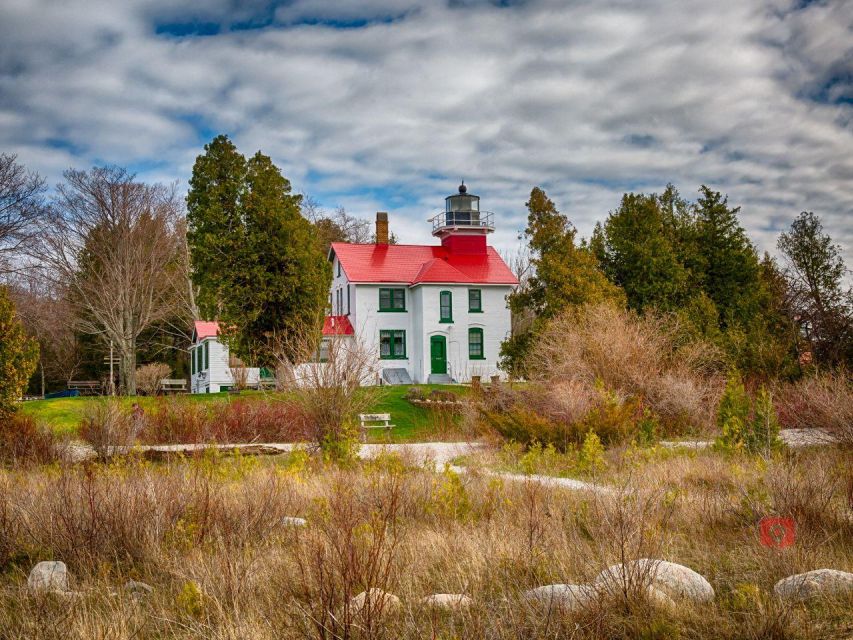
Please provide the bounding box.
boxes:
[322,315,355,336]
[193,320,220,340]
[330,243,518,285]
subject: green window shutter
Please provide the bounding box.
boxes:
[468,289,482,312]
[440,291,453,322]
[468,328,484,359]
[204,342,209,370]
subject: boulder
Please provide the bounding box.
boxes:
[420,593,473,610]
[595,559,714,604]
[349,588,402,615]
[773,569,853,602]
[282,517,308,527]
[523,584,597,612]
[28,561,69,593]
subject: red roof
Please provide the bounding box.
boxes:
[330,243,518,285]
[193,320,220,340]
[322,315,355,336]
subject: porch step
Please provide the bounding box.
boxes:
[382,368,413,385]
[428,374,453,384]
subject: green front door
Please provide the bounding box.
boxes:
[430,335,447,375]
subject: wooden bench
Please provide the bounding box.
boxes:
[160,378,187,394]
[68,380,101,395]
[358,413,395,441]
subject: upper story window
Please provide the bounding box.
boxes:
[439,291,453,323]
[379,287,406,312]
[469,289,482,312]
[337,259,341,277]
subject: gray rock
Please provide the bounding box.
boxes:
[282,516,308,527]
[124,580,154,599]
[774,569,853,602]
[350,588,402,614]
[523,584,597,612]
[420,593,473,610]
[28,561,69,593]
[595,559,714,604]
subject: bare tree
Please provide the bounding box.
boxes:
[502,243,536,337]
[0,153,46,275]
[302,196,372,252]
[36,167,184,395]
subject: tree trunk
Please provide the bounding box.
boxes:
[40,361,45,398]
[119,337,137,396]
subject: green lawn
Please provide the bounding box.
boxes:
[21,384,471,442]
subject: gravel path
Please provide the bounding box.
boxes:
[660,428,837,450]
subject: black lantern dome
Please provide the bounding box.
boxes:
[430,182,494,238]
[445,181,480,220]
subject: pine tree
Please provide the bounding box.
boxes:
[597,187,689,312]
[778,211,852,368]
[0,286,38,417]
[694,186,762,327]
[187,137,331,364]
[502,187,623,374]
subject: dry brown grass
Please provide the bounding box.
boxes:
[0,446,850,640]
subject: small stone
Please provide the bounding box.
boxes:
[350,588,402,615]
[124,580,154,598]
[28,561,69,593]
[420,593,473,610]
[282,517,308,527]
[523,584,597,612]
[595,559,714,604]
[774,569,853,602]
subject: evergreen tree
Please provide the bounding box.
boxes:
[186,135,247,315]
[187,137,331,364]
[501,187,623,374]
[694,186,762,327]
[0,286,38,417]
[778,211,852,367]
[597,186,689,312]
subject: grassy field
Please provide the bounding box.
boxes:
[21,384,471,442]
[1,444,850,639]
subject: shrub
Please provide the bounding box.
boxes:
[577,430,606,474]
[79,399,137,457]
[291,337,382,460]
[774,373,853,445]
[715,373,782,455]
[0,286,38,418]
[135,362,171,395]
[528,303,724,433]
[403,387,426,402]
[0,413,62,466]
[138,398,306,444]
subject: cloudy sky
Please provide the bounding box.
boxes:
[1,0,851,262]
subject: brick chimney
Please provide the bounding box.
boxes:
[375,212,389,245]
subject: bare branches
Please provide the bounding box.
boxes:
[35,167,185,394]
[0,153,46,275]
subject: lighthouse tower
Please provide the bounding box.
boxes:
[429,182,495,255]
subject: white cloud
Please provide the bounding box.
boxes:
[0,0,850,266]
